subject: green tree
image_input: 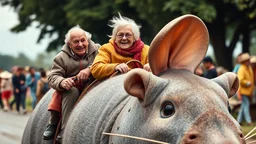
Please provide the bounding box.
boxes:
[1,0,153,49]
[0,52,32,71]
[128,0,256,70]
[0,54,15,71]
[2,0,256,70]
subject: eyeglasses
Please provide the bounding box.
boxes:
[116,33,133,39]
[72,38,87,45]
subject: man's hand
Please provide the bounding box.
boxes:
[76,68,90,82]
[61,78,75,90]
[115,63,130,73]
[246,81,251,87]
[15,88,19,93]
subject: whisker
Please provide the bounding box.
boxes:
[103,132,169,144]
[247,140,256,144]
[245,133,256,140]
[245,126,256,138]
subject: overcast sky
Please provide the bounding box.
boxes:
[0,6,52,60]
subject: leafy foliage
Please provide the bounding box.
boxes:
[1,0,256,70]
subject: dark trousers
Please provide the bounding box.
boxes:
[0,92,3,108]
[10,92,21,112]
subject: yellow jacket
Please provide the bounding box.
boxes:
[91,39,149,80]
[237,64,254,96]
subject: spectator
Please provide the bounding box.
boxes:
[195,65,204,77]
[0,71,13,111]
[236,53,254,126]
[250,56,256,103]
[26,67,40,109]
[91,13,150,80]
[20,67,27,114]
[36,69,49,103]
[202,56,217,79]
[10,67,24,113]
[216,66,228,76]
[0,68,3,109]
[233,53,243,73]
[43,25,100,142]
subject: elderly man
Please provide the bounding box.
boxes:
[43,26,100,142]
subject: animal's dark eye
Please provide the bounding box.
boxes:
[161,101,175,118]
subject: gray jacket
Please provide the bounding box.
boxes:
[48,40,100,91]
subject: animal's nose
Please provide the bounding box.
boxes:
[184,131,199,143]
[180,109,246,144]
[182,130,245,144]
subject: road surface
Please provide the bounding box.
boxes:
[0,110,31,144]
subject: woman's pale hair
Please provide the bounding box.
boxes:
[64,25,92,44]
[109,13,141,40]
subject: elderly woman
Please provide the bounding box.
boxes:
[91,14,150,80]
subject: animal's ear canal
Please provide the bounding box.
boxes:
[124,69,169,107]
[212,72,239,98]
[149,14,209,75]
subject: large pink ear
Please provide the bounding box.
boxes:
[149,14,209,75]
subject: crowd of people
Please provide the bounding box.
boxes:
[1,13,256,143]
[196,53,256,126]
[0,66,49,114]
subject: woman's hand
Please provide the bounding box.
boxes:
[77,68,90,82]
[143,63,151,72]
[115,63,130,73]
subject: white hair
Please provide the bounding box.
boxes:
[64,25,92,44]
[109,13,141,40]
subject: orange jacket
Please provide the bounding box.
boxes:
[91,39,149,80]
[237,64,254,96]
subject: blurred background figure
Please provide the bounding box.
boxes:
[233,53,243,74]
[195,64,204,77]
[36,69,49,103]
[0,68,4,109]
[236,53,254,126]
[26,67,40,109]
[216,66,228,76]
[10,67,25,113]
[0,71,13,111]
[202,56,217,79]
[250,56,256,104]
[20,67,28,114]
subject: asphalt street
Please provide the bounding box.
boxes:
[0,110,30,144]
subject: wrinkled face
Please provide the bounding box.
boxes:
[115,25,135,49]
[68,29,89,56]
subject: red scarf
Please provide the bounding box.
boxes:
[113,38,144,68]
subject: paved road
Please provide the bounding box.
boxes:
[0,110,31,144]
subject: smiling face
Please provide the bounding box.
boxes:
[68,29,89,56]
[115,25,135,49]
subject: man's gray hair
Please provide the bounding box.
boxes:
[64,25,92,44]
[109,13,141,40]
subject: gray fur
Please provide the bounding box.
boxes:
[22,89,55,144]
[22,69,245,144]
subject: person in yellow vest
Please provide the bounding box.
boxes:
[91,13,150,80]
[237,53,254,126]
